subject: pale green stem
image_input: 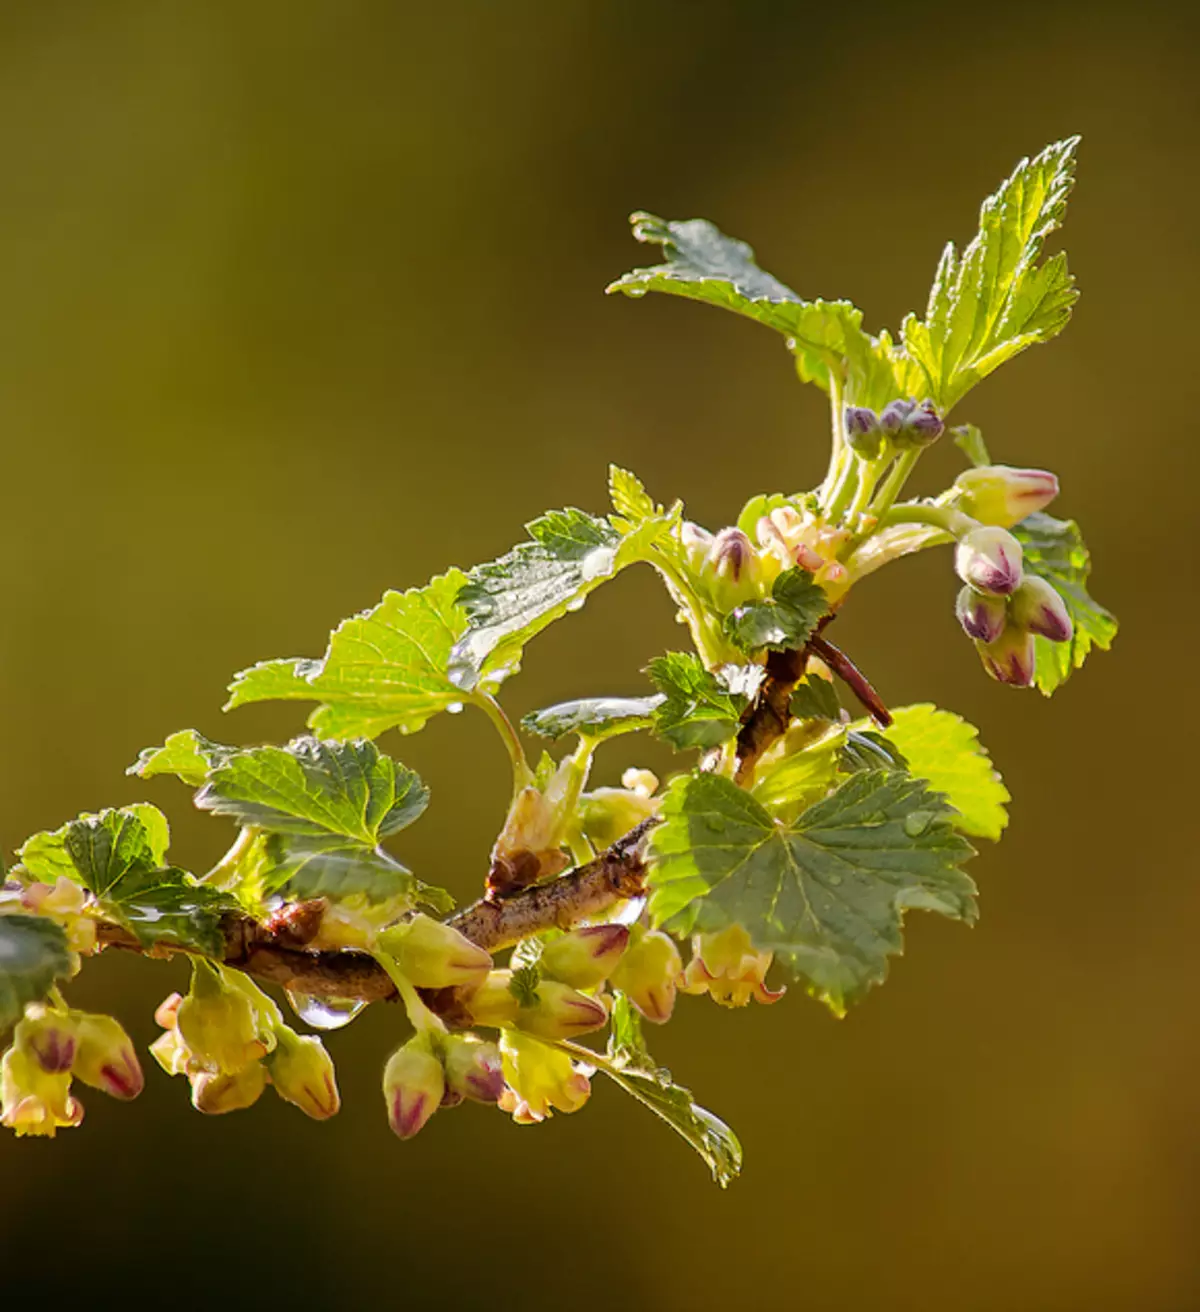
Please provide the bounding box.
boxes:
[819,366,847,501]
[203,825,260,886]
[846,454,889,521]
[824,451,861,524]
[867,448,921,520]
[473,692,532,791]
[373,950,446,1034]
[877,502,974,535]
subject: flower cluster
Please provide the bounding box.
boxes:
[844,398,944,459]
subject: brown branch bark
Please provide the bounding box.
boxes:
[93,820,657,1005]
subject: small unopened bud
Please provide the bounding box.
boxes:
[71,1013,144,1100]
[177,961,266,1074]
[516,980,609,1041]
[463,970,521,1029]
[578,787,658,851]
[1,1045,83,1137]
[976,621,1037,688]
[955,584,1007,644]
[878,398,916,437]
[1009,575,1073,643]
[14,1009,77,1074]
[268,1028,340,1119]
[442,1033,504,1104]
[679,924,785,1008]
[609,928,682,1024]
[377,914,492,991]
[189,1061,268,1115]
[383,1036,445,1140]
[953,465,1059,528]
[498,1028,590,1123]
[621,767,659,797]
[955,526,1024,596]
[708,527,760,588]
[904,399,944,446]
[154,992,184,1030]
[843,406,882,458]
[539,925,631,990]
[679,520,714,571]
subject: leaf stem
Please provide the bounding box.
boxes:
[867,448,921,520]
[203,825,260,888]
[372,949,446,1033]
[473,692,532,790]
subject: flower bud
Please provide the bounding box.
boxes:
[382,1036,445,1139]
[21,876,96,954]
[516,979,609,1041]
[843,406,882,458]
[954,526,1024,596]
[177,960,266,1074]
[267,1027,340,1119]
[189,1060,268,1115]
[975,621,1037,688]
[679,924,785,1008]
[955,584,1007,644]
[14,1009,77,1074]
[2,1045,84,1137]
[539,925,631,990]
[621,767,659,797]
[377,914,492,991]
[578,787,658,851]
[878,398,916,437]
[1009,575,1073,643]
[679,520,714,571]
[953,465,1059,528]
[498,1028,590,1124]
[904,399,944,446]
[442,1033,504,1104]
[154,992,184,1030]
[462,970,521,1029]
[71,1012,144,1099]
[609,928,682,1024]
[706,528,764,611]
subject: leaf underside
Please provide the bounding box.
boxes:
[0,915,73,1033]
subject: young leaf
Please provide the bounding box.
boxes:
[1011,512,1117,694]
[264,836,450,910]
[648,769,977,1015]
[520,696,663,742]
[903,138,1080,411]
[882,705,1009,842]
[646,653,749,750]
[952,423,991,467]
[750,726,843,821]
[128,729,234,787]
[735,493,795,539]
[0,915,73,1032]
[227,571,477,740]
[608,465,660,525]
[447,508,669,692]
[838,729,907,774]
[790,675,841,722]
[724,568,827,654]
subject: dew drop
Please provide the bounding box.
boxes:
[565,598,586,614]
[904,811,933,838]
[285,990,367,1031]
[827,872,843,886]
[446,701,465,715]
[625,288,647,299]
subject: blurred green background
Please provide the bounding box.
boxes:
[1,2,1196,1308]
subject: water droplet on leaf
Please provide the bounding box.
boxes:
[446,702,465,715]
[285,990,367,1030]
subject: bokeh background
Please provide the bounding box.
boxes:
[1,3,1196,1308]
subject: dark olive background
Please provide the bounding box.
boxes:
[1,3,1196,1308]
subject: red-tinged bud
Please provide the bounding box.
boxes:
[189,1061,268,1115]
[377,914,493,991]
[516,979,609,1041]
[679,924,785,1008]
[954,526,1024,596]
[976,621,1037,687]
[21,876,96,954]
[879,398,916,437]
[382,1036,445,1140]
[14,1009,77,1074]
[955,584,1007,644]
[463,970,521,1029]
[177,960,266,1074]
[498,1028,590,1123]
[442,1033,504,1104]
[1,1045,83,1137]
[843,406,883,458]
[904,399,943,446]
[1009,575,1073,643]
[953,464,1059,528]
[154,992,184,1030]
[71,1013,144,1099]
[609,928,682,1023]
[539,925,631,990]
[268,1028,340,1120]
[708,527,760,588]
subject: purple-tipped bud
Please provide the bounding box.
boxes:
[905,399,944,446]
[189,1061,268,1115]
[442,1034,505,1104]
[878,398,916,437]
[516,980,609,1041]
[976,622,1037,688]
[268,1029,340,1120]
[609,928,683,1024]
[383,1038,445,1140]
[843,406,882,458]
[954,526,1024,596]
[71,1013,144,1100]
[955,584,1008,644]
[708,527,757,584]
[953,465,1059,528]
[15,1011,77,1074]
[377,914,493,991]
[1009,576,1073,643]
[539,924,631,990]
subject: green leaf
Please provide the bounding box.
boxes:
[883,705,1009,841]
[646,653,749,750]
[521,696,663,742]
[0,915,73,1033]
[750,725,843,822]
[264,836,450,911]
[448,508,668,692]
[790,676,841,722]
[735,493,794,539]
[608,465,660,525]
[128,729,234,787]
[952,423,991,467]
[724,568,827,654]
[227,571,476,740]
[1011,512,1117,694]
[902,138,1080,411]
[17,808,234,955]
[606,991,651,1066]
[839,729,907,774]
[648,769,977,1014]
